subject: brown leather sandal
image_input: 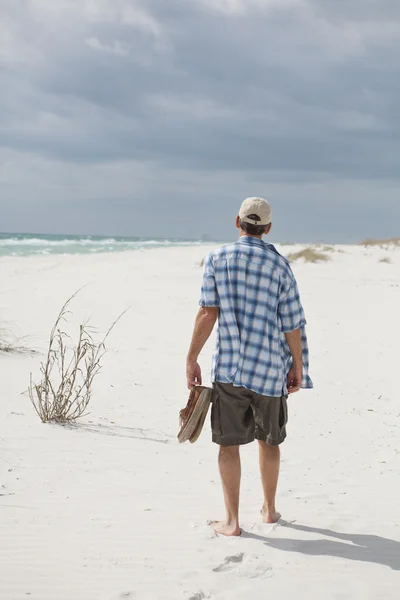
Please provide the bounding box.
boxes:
[177,386,212,444]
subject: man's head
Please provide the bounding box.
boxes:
[236,197,272,238]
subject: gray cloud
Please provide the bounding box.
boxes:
[1,0,400,241]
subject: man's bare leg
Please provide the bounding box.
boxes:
[212,445,241,536]
[258,441,281,524]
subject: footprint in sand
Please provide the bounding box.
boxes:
[236,555,273,579]
[187,591,211,600]
[213,553,273,579]
[213,553,245,572]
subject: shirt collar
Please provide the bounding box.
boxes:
[238,236,266,247]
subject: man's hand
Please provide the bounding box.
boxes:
[187,360,202,389]
[287,364,302,394]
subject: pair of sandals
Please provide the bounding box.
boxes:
[177,386,212,444]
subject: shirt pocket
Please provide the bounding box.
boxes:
[279,394,289,430]
[211,394,223,436]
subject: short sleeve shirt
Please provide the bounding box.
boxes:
[199,236,313,396]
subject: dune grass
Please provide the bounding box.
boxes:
[361,238,400,247]
[286,248,330,263]
[379,257,392,264]
[28,291,127,423]
[0,326,34,355]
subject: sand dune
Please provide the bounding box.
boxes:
[0,243,399,599]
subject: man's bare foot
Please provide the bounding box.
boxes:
[261,508,281,524]
[211,521,241,537]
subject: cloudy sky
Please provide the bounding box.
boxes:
[1,0,400,242]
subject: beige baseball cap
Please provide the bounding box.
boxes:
[239,197,272,226]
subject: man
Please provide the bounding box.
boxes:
[186,197,312,537]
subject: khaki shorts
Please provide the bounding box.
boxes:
[211,382,288,447]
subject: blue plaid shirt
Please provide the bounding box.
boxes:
[199,236,313,397]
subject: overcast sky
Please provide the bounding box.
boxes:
[1,0,400,242]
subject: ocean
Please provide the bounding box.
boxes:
[0,233,210,257]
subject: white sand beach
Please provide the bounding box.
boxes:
[0,242,399,600]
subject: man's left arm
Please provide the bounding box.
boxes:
[186,306,219,389]
[186,253,220,389]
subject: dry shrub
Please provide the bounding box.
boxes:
[29,292,126,423]
[379,257,392,264]
[362,238,400,247]
[286,248,330,263]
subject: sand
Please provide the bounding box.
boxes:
[0,242,399,600]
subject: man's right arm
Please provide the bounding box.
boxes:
[278,270,306,394]
[284,328,303,394]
